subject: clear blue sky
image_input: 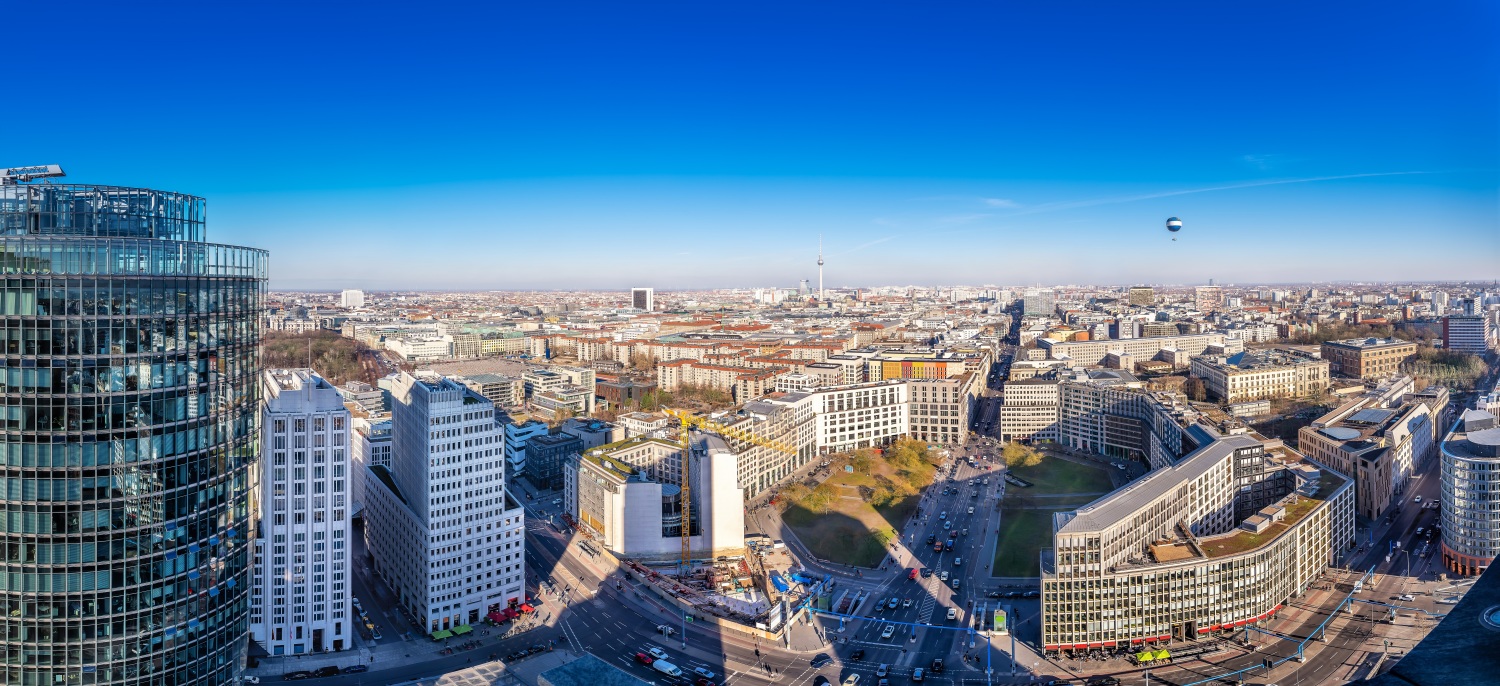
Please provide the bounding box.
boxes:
[9,1,1497,290]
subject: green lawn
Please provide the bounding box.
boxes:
[1007,457,1115,496]
[781,462,926,567]
[990,509,1054,577]
[990,457,1115,578]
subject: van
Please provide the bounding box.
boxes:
[652,661,684,677]
[772,540,786,550]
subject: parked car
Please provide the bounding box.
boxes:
[341,665,369,674]
[282,672,312,681]
[1086,677,1120,686]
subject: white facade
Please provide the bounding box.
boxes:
[350,417,392,517]
[252,369,353,655]
[504,420,549,477]
[340,289,366,308]
[564,434,746,563]
[364,373,526,632]
[1000,379,1061,443]
[386,335,455,362]
[632,287,655,312]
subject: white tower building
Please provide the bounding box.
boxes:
[252,369,353,655]
[363,373,527,633]
[340,289,365,308]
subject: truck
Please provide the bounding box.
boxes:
[652,660,684,677]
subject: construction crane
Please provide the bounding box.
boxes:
[662,408,795,583]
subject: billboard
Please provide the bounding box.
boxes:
[993,608,1007,635]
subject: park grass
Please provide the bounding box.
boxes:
[1007,457,1115,496]
[781,460,926,567]
[990,509,1054,577]
[990,456,1116,578]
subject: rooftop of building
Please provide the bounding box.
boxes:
[368,464,406,505]
[1059,434,1265,535]
[1194,348,1323,372]
[1443,410,1500,460]
[1323,336,1416,349]
[463,373,520,384]
[1196,466,1345,558]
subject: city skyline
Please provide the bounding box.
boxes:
[7,2,1496,289]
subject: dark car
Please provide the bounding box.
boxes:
[921,568,933,578]
[811,653,833,668]
[926,535,936,544]
[930,659,944,674]
[1022,590,1039,598]
[815,677,832,686]
[850,648,866,660]
[696,679,715,686]
[1086,678,1120,686]
[313,666,340,678]
[283,672,312,681]
[342,665,370,674]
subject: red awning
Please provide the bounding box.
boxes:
[487,611,506,623]
[1104,641,1117,647]
[1044,645,1059,651]
[1088,643,1103,649]
[1131,638,1143,644]
[519,604,535,613]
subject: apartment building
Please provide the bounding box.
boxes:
[1194,285,1224,313]
[1189,349,1330,404]
[363,373,526,632]
[1321,337,1418,379]
[907,374,978,446]
[252,369,353,655]
[461,373,525,407]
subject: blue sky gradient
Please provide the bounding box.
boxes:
[7,1,1497,289]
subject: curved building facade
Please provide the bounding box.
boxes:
[0,183,266,685]
[1440,410,1500,576]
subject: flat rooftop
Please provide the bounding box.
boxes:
[1059,434,1264,535]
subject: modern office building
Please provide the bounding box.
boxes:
[0,172,267,684]
[460,373,524,407]
[632,287,654,312]
[1041,431,1354,653]
[1298,396,1436,521]
[1023,289,1056,316]
[562,433,745,563]
[999,378,1061,443]
[363,373,526,633]
[1040,333,1233,367]
[1439,409,1500,576]
[251,370,352,655]
[1320,337,1418,379]
[339,289,365,309]
[1188,349,1330,404]
[1443,314,1494,354]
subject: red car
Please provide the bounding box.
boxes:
[635,653,654,665]
[907,568,918,580]
[933,543,943,552]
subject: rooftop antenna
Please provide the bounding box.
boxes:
[0,165,66,185]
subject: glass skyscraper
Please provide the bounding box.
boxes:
[0,180,266,685]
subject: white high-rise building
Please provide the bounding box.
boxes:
[632,287,654,312]
[340,289,365,308]
[364,373,527,632]
[252,369,353,655]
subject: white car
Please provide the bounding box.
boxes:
[844,675,862,686]
[939,571,949,581]
[881,625,896,639]
[902,598,912,608]
[695,667,717,680]
[946,607,957,620]
[648,647,669,661]
[967,507,974,514]
[876,664,890,677]
[943,521,952,530]
[1414,495,1423,504]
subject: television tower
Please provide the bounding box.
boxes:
[817,234,825,302]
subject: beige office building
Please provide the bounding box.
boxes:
[1320,337,1418,379]
[1189,350,1330,404]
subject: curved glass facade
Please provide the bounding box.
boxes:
[0,184,266,685]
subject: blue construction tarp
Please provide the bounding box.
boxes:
[791,573,815,585]
[769,571,791,593]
